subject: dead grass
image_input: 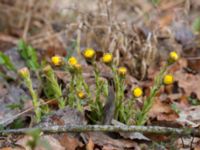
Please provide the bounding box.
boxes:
[0,0,195,80]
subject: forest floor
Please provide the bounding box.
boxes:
[0,0,200,149]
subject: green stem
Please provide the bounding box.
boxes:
[68,75,75,107]
[24,77,41,122]
[136,64,168,125]
[111,65,125,121]
[77,98,83,112]
[80,74,91,97]
[88,61,104,123]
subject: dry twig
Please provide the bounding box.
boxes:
[1,125,200,137]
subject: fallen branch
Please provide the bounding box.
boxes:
[1,125,199,137]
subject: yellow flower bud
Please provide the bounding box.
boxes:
[83,48,96,59]
[102,53,113,64]
[68,56,78,66]
[77,91,86,99]
[163,74,174,85]
[43,65,53,75]
[74,63,82,70]
[168,51,179,63]
[118,67,127,76]
[51,55,63,66]
[132,87,143,98]
[18,67,30,78]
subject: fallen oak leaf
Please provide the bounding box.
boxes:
[175,70,200,98]
[36,107,86,150]
[187,57,200,73]
[56,133,82,150]
[177,106,200,127]
[16,135,65,150]
[149,98,178,122]
[88,132,138,149]
[37,106,87,127]
[86,138,94,150]
[0,148,13,150]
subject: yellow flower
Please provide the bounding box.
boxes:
[51,55,63,66]
[132,87,143,98]
[163,74,174,85]
[118,67,127,76]
[102,53,113,64]
[83,48,95,59]
[18,67,30,78]
[68,56,78,66]
[169,51,179,63]
[77,91,86,99]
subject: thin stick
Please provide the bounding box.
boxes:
[22,0,34,40]
[190,136,194,149]
[1,125,200,137]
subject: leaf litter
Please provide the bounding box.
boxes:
[1,0,200,149]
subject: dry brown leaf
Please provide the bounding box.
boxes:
[57,133,82,150]
[187,58,200,73]
[40,136,65,150]
[175,70,200,98]
[0,82,8,97]
[0,148,13,150]
[16,135,65,150]
[55,70,70,84]
[195,147,200,150]
[177,106,200,127]
[158,13,173,28]
[176,137,200,149]
[149,99,178,121]
[194,139,200,150]
[38,107,86,127]
[89,132,138,149]
[86,138,94,150]
[102,145,123,150]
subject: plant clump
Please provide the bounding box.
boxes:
[16,41,179,125]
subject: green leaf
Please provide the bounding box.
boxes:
[188,96,200,105]
[0,52,16,71]
[17,40,40,70]
[9,118,24,129]
[171,103,180,114]
[18,39,26,51]
[0,125,4,131]
[27,128,41,149]
[151,0,160,6]
[192,17,200,33]
[0,56,5,64]
[6,103,23,110]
